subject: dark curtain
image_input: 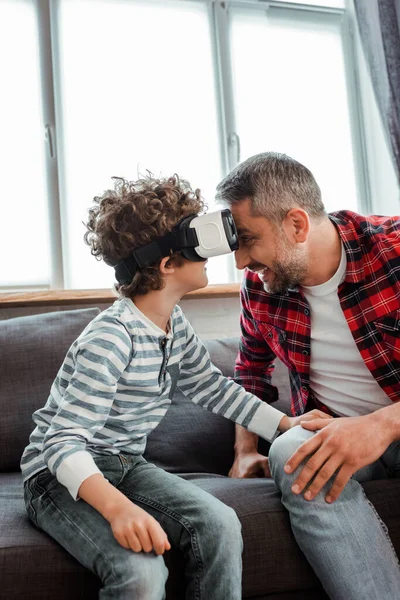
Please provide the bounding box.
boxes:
[354,0,400,183]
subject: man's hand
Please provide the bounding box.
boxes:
[229,411,332,479]
[279,409,333,432]
[106,501,171,555]
[229,452,271,478]
[284,412,393,503]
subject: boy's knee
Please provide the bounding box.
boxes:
[135,557,168,599]
[206,503,242,548]
[109,553,168,599]
[218,505,241,533]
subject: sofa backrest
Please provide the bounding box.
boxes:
[0,308,291,475]
[0,308,100,471]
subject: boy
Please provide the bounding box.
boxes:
[21,175,327,600]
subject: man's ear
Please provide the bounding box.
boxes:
[282,208,309,244]
[159,256,175,275]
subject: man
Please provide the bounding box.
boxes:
[216,152,400,599]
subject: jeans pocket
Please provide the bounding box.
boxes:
[32,468,58,495]
[93,453,126,487]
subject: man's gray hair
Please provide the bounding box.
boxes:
[216,152,326,223]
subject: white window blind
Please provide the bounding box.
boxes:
[54,0,224,289]
[229,5,359,214]
[0,0,50,288]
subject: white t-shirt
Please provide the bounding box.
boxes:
[301,245,392,417]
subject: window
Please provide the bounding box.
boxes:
[54,0,224,288]
[0,0,51,288]
[229,4,358,213]
[0,0,366,290]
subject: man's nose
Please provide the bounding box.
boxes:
[234,247,250,270]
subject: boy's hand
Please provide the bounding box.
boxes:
[279,410,333,433]
[78,473,170,555]
[106,501,171,555]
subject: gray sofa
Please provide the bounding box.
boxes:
[1,308,400,600]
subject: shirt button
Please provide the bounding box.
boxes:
[304,309,310,316]
[302,350,309,356]
[301,385,307,391]
[267,332,273,338]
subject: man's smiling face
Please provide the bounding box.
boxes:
[230,198,308,294]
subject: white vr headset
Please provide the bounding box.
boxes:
[115,209,238,285]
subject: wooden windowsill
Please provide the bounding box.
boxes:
[0,283,241,308]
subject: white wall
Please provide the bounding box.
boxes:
[180,296,241,339]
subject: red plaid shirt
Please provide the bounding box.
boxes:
[235,211,400,416]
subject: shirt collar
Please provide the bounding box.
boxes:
[329,212,364,284]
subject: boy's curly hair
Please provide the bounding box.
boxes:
[84,174,204,297]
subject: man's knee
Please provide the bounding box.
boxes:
[269,425,315,476]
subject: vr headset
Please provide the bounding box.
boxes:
[115,208,238,285]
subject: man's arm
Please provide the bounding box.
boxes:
[284,402,400,502]
[230,280,279,477]
[229,426,271,478]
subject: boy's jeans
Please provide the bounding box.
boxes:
[24,454,243,600]
[269,426,400,600]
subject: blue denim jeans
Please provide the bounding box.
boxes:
[24,454,243,600]
[269,426,400,600]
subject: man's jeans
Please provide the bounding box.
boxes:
[269,426,400,600]
[24,454,243,600]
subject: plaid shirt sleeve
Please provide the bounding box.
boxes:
[234,278,279,404]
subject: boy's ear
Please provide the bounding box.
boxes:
[159,256,175,275]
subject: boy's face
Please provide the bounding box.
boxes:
[173,258,209,294]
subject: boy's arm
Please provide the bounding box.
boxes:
[42,319,132,499]
[78,474,170,555]
[177,308,330,446]
[178,317,287,443]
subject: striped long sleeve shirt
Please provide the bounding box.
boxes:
[21,297,285,499]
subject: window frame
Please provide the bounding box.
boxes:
[0,0,370,291]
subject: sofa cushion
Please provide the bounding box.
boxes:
[0,472,99,600]
[0,472,323,599]
[0,308,100,471]
[144,388,237,475]
[3,471,400,599]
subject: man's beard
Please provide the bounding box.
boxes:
[261,235,307,294]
